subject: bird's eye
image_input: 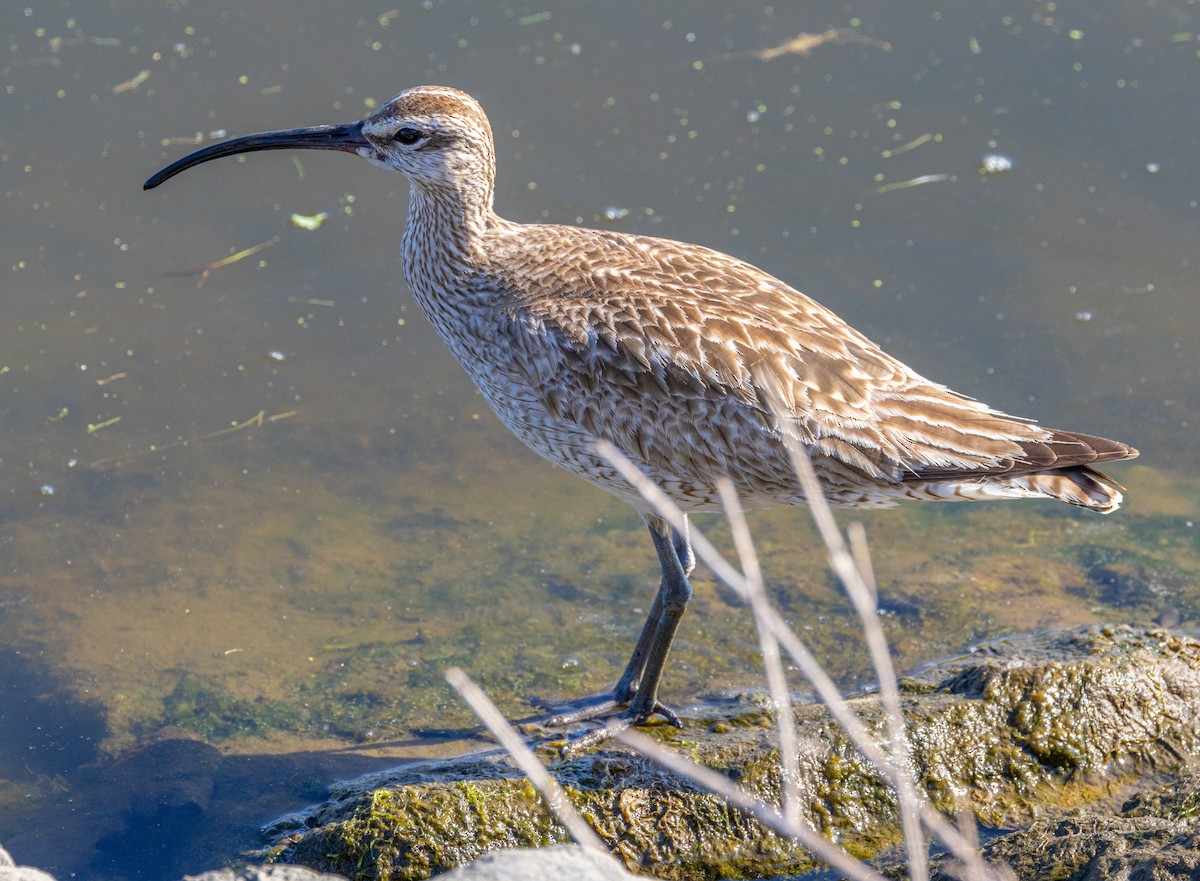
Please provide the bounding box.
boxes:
[395,127,424,146]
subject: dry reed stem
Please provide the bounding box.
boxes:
[444,666,607,853]
[715,477,801,829]
[773,432,929,881]
[616,730,888,881]
[594,439,1003,880]
[594,441,898,769]
[444,433,1006,879]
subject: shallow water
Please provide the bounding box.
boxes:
[1,1,1197,878]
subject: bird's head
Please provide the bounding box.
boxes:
[145,85,496,199]
[359,86,495,192]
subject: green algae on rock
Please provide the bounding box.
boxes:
[266,627,1200,880]
[925,766,1200,881]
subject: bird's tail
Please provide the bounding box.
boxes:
[1008,428,1136,513]
[899,428,1137,512]
[1005,465,1127,513]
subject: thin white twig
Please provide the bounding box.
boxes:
[847,522,877,605]
[595,441,898,770]
[774,434,929,881]
[594,439,998,877]
[617,730,887,881]
[716,477,801,829]
[444,667,607,852]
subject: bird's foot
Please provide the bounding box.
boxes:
[522,691,683,751]
[558,700,684,753]
[524,693,621,727]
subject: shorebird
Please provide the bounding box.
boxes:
[146,86,1137,740]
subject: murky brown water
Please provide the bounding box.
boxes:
[1,1,1197,878]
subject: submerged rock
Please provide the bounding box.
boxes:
[0,844,58,881]
[267,627,1200,879]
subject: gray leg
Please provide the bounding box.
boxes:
[612,513,693,703]
[538,513,694,739]
[625,513,693,722]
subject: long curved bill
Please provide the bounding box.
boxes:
[144,121,369,190]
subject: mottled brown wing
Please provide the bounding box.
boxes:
[489,225,1126,489]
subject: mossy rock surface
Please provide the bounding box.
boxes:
[271,626,1200,879]
[924,765,1200,881]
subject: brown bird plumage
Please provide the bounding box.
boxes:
[146,86,1137,741]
